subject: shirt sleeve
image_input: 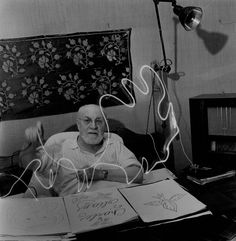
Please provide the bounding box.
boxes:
[117,141,142,168]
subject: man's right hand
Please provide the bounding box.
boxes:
[24,121,44,146]
[19,122,44,170]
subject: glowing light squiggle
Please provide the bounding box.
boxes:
[1,173,38,199]
[1,64,179,199]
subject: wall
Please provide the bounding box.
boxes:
[0,0,236,173]
[0,0,159,156]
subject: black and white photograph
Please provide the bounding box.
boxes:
[0,1,236,240]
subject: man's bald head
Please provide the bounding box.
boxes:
[77,104,104,122]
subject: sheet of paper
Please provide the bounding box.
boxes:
[0,197,70,236]
[120,179,207,223]
[64,188,138,234]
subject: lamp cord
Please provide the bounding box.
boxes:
[159,69,193,167]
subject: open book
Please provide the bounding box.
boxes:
[0,188,137,237]
[0,179,210,238]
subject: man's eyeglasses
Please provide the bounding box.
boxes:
[78,118,104,127]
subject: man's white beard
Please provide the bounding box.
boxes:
[82,134,103,145]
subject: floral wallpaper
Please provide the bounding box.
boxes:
[0,29,134,121]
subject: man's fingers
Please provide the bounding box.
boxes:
[25,127,38,143]
[25,121,43,143]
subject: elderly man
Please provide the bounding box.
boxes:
[20,104,143,196]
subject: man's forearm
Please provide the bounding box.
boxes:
[81,165,143,184]
[105,165,143,184]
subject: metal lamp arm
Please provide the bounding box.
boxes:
[153,0,171,73]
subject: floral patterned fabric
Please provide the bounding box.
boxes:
[0,29,134,121]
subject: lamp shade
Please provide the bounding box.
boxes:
[173,5,203,31]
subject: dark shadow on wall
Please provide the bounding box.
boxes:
[196,25,228,55]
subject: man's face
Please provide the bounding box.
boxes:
[77,105,106,145]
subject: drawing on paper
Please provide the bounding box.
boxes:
[64,189,136,233]
[71,192,113,205]
[144,193,186,212]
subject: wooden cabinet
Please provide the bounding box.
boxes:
[189,93,236,169]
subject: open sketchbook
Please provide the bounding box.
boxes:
[119,179,210,224]
[0,188,137,237]
[0,180,210,238]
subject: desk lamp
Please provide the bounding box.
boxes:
[152,0,203,74]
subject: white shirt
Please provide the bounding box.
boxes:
[38,133,140,196]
